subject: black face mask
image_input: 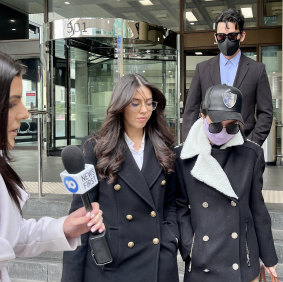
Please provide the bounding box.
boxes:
[217,37,240,56]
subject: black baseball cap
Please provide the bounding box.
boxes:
[201,84,244,124]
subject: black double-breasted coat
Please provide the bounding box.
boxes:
[172,120,278,282]
[61,136,179,282]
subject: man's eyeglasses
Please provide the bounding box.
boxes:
[209,122,240,135]
[129,101,158,112]
[215,32,241,43]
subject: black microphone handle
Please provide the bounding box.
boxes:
[81,193,100,236]
[80,192,113,265]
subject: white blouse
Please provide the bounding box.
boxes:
[0,174,81,282]
[124,133,145,170]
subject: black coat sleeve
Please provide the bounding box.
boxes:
[182,63,202,141]
[164,170,179,240]
[250,149,278,267]
[174,156,194,261]
[247,65,273,146]
[61,137,99,282]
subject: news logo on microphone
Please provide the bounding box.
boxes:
[60,164,98,194]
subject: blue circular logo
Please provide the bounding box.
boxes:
[63,176,79,193]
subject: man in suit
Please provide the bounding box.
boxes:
[182,8,273,146]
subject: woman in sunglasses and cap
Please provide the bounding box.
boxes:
[172,84,278,282]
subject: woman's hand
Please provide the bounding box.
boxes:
[63,202,105,238]
[264,264,277,277]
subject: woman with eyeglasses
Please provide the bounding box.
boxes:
[62,74,179,282]
[0,51,105,282]
[173,84,278,282]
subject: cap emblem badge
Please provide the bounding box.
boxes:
[223,91,237,109]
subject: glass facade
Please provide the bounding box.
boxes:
[45,18,179,154]
[262,0,282,26]
[262,46,282,154]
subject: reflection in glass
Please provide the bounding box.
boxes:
[262,0,282,26]
[262,46,282,154]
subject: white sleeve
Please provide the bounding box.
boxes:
[0,237,16,270]
[14,216,81,258]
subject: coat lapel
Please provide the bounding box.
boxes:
[209,55,221,85]
[233,54,249,89]
[141,137,162,189]
[117,141,156,209]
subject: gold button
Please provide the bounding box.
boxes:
[203,235,209,242]
[114,184,121,191]
[161,180,166,186]
[231,232,238,239]
[153,238,159,245]
[232,263,239,270]
[128,241,134,248]
[202,202,208,208]
[231,201,237,207]
[126,214,133,221]
[203,269,210,273]
[150,211,157,217]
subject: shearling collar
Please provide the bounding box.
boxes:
[181,118,244,199]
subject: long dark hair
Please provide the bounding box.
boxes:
[92,74,175,183]
[0,51,25,213]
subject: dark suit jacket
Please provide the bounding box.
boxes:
[182,53,273,146]
[61,136,179,282]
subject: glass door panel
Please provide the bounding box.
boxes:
[15,58,41,148]
[69,46,117,145]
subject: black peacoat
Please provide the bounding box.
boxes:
[61,136,179,282]
[173,139,278,282]
[182,54,273,146]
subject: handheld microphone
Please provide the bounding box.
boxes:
[60,145,112,266]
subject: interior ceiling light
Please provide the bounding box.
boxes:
[186,11,198,22]
[64,1,71,4]
[12,28,16,31]
[241,7,253,18]
[10,19,15,22]
[195,52,203,55]
[139,0,153,5]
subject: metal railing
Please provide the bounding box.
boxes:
[29,110,48,197]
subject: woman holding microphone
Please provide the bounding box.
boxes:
[0,51,105,282]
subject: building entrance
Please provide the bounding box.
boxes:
[45,18,180,155]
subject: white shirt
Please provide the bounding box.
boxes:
[0,174,81,282]
[124,133,145,170]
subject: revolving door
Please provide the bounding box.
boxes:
[44,18,179,155]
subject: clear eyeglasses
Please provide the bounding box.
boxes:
[129,101,158,112]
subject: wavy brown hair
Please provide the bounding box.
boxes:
[91,74,175,183]
[0,52,26,214]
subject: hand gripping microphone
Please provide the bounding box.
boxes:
[60,145,112,265]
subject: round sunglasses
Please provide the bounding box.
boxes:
[215,32,241,43]
[209,122,240,135]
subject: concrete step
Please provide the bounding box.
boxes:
[11,279,43,282]
[8,253,185,282]
[8,258,62,282]
[22,193,72,218]
[275,240,283,263]
[267,203,283,230]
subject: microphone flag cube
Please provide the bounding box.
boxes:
[60,164,98,194]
